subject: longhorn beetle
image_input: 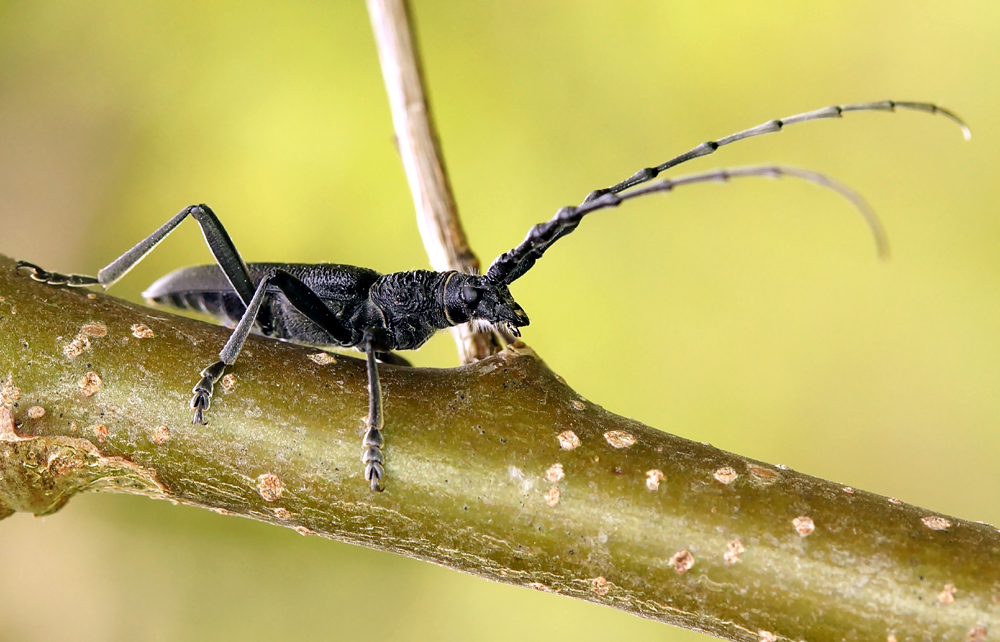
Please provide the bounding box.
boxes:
[16,100,969,492]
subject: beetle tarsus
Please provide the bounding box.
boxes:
[361,330,387,492]
[364,427,385,492]
[363,441,385,493]
[191,360,226,425]
[15,260,100,287]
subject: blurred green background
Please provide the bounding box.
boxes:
[0,1,997,640]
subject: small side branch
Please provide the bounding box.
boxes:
[366,0,500,362]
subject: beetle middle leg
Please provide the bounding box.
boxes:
[363,330,386,492]
[191,267,355,424]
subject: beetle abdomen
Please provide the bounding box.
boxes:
[144,265,251,327]
[142,263,382,347]
[154,289,249,326]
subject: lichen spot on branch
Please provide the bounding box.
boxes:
[80,323,107,338]
[669,549,695,574]
[714,466,738,485]
[1,376,22,407]
[792,516,815,537]
[645,469,665,491]
[922,515,952,531]
[603,430,635,449]
[748,465,780,484]
[79,372,102,397]
[131,323,155,339]
[153,425,170,445]
[557,430,580,451]
[968,626,987,642]
[724,538,745,565]
[91,424,108,443]
[257,473,283,501]
[308,352,336,365]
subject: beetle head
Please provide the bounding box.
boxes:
[444,274,529,336]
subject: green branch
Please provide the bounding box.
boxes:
[0,253,996,641]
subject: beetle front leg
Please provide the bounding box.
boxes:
[362,330,386,492]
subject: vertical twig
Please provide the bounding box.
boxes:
[366,0,501,363]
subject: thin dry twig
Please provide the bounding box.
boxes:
[366,0,502,363]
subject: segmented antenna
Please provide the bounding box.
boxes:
[486,165,887,284]
[584,100,970,203]
[485,100,969,285]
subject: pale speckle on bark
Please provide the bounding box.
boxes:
[257,473,283,502]
[793,516,815,537]
[714,466,738,484]
[131,324,155,339]
[603,430,636,449]
[669,549,694,574]
[556,430,580,451]
[922,515,952,531]
[545,463,564,483]
[591,576,609,596]
[153,426,170,445]
[724,538,745,565]
[79,371,102,397]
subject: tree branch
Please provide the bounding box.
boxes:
[1,254,996,642]
[366,0,502,363]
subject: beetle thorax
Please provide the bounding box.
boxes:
[368,270,453,350]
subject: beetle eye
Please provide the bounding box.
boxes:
[461,285,482,305]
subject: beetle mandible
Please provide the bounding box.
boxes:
[16,100,970,491]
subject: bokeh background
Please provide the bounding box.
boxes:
[1,1,997,640]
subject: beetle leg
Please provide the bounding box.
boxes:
[191,360,226,425]
[15,261,100,287]
[192,268,355,424]
[16,205,260,305]
[363,330,386,492]
[95,204,258,303]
